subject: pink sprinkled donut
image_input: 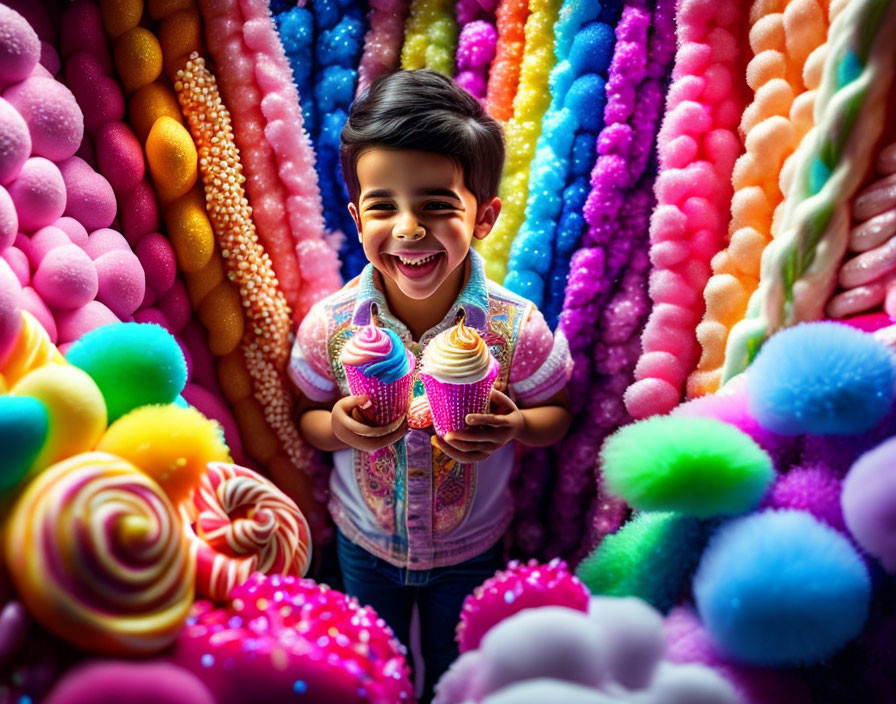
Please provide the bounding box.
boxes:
[6,157,66,232]
[172,573,413,704]
[3,76,83,162]
[456,558,591,653]
[0,5,40,88]
[0,96,31,184]
[181,462,312,603]
[59,156,116,231]
[32,243,97,310]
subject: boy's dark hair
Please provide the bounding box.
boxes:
[340,70,505,204]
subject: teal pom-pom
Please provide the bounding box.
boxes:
[747,322,894,435]
[601,416,774,518]
[694,509,870,666]
[0,395,49,491]
[576,512,707,612]
[65,322,188,422]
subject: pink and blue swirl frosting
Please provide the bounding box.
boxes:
[340,326,410,383]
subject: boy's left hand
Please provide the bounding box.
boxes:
[432,388,524,464]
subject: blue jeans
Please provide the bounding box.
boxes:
[336,530,504,704]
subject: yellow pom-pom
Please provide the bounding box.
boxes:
[146,117,199,205]
[129,82,183,143]
[164,187,214,270]
[97,404,230,505]
[1,312,65,388]
[99,0,143,39]
[11,365,107,475]
[114,27,164,94]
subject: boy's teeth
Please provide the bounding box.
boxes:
[397,253,437,266]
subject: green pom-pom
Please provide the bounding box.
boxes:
[602,416,774,518]
[65,322,188,422]
[0,395,49,491]
[576,512,707,612]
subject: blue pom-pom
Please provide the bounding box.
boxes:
[571,134,596,177]
[504,270,545,306]
[569,22,616,76]
[0,396,49,491]
[694,509,870,666]
[747,322,894,435]
[565,74,607,133]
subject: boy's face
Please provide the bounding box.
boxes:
[348,149,500,301]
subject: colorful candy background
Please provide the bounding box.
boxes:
[2,0,896,701]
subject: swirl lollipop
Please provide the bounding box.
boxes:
[4,452,194,655]
[183,462,312,602]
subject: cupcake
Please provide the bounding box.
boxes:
[419,314,500,437]
[340,325,415,426]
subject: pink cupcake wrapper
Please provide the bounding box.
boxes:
[343,350,416,427]
[420,357,500,437]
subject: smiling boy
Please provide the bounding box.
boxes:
[289,70,573,701]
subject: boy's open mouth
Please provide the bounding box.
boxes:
[386,251,444,280]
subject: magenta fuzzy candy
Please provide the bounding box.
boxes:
[456,558,590,653]
[420,357,500,437]
[171,573,413,704]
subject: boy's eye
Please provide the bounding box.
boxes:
[425,201,455,210]
[366,202,395,211]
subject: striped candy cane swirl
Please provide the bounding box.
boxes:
[4,452,194,655]
[185,462,312,602]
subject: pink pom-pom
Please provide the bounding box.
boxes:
[59,156,116,231]
[32,242,97,309]
[29,225,71,264]
[52,216,88,247]
[1,245,29,286]
[624,377,682,419]
[95,121,144,193]
[763,464,845,534]
[119,179,159,245]
[135,232,176,295]
[55,299,117,344]
[0,257,22,365]
[0,183,16,249]
[83,227,130,259]
[456,558,590,653]
[63,51,124,134]
[0,5,40,88]
[0,96,31,184]
[171,574,413,704]
[6,157,66,231]
[59,0,111,72]
[21,284,55,341]
[156,278,190,332]
[43,661,216,704]
[94,249,145,319]
[3,76,83,162]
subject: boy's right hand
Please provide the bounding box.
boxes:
[331,395,408,452]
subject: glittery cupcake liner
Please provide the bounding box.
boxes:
[343,350,416,427]
[420,357,500,437]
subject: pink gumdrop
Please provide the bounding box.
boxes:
[32,243,97,309]
[0,96,31,184]
[55,299,117,344]
[3,76,83,162]
[135,232,176,294]
[1,246,28,286]
[59,0,111,72]
[624,377,682,419]
[119,180,160,245]
[74,128,95,168]
[156,279,190,332]
[39,41,60,76]
[64,51,124,133]
[13,231,31,260]
[53,216,88,247]
[20,284,55,341]
[140,285,157,308]
[180,319,218,391]
[0,5,40,88]
[28,62,52,79]
[0,258,22,365]
[181,382,247,462]
[178,339,193,379]
[133,306,172,332]
[1,1,54,43]
[84,227,130,259]
[93,249,145,318]
[95,121,144,193]
[0,184,16,249]
[59,156,116,231]
[6,157,67,231]
[29,225,71,264]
